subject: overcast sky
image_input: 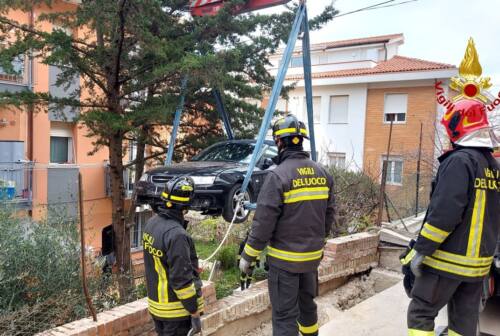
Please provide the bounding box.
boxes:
[262,0,500,90]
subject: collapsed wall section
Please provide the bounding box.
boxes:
[37,232,379,336]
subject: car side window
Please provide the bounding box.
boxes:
[262,146,278,161]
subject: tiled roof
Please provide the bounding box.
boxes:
[286,56,456,80]
[276,33,405,54]
[310,33,404,51]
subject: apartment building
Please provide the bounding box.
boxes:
[0,2,146,263]
[270,34,458,212]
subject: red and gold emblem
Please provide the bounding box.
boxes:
[437,38,498,147]
[449,38,492,103]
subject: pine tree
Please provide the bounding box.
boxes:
[0,0,337,297]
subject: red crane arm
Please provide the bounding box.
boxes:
[190,0,291,16]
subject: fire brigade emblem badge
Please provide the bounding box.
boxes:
[435,38,499,148]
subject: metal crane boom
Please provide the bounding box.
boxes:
[190,0,291,16]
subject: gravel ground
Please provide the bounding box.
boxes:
[243,275,377,336]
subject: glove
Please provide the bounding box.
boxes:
[239,258,252,275]
[410,252,425,278]
[190,316,202,335]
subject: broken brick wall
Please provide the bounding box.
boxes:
[37,232,379,336]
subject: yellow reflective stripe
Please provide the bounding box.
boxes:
[148,297,204,310]
[284,186,329,196]
[284,194,329,204]
[274,128,308,136]
[154,256,168,303]
[448,329,462,336]
[275,127,297,135]
[283,187,330,204]
[467,189,486,257]
[161,192,190,202]
[420,223,449,244]
[423,256,490,277]
[298,322,319,335]
[432,249,493,267]
[400,249,416,265]
[174,283,196,300]
[244,244,262,258]
[408,329,434,336]
[268,246,323,262]
[171,195,190,202]
[148,298,204,318]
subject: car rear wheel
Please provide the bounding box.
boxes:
[222,184,252,224]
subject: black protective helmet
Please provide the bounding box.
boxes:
[272,114,309,142]
[160,176,195,208]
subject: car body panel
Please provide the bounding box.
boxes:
[135,139,278,214]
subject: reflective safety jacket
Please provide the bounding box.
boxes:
[241,150,335,273]
[414,147,500,282]
[143,211,204,321]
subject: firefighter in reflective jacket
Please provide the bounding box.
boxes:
[143,176,204,336]
[405,98,500,336]
[239,114,335,336]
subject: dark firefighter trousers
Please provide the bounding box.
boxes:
[153,318,191,336]
[408,271,482,336]
[268,265,319,336]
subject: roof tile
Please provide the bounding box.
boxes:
[286,56,456,80]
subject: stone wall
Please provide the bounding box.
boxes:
[38,232,379,336]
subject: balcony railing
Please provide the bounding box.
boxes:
[0,161,33,208]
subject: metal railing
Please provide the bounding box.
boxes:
[0,161,33,207]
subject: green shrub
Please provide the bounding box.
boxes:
[328,167,379,235]
[216,244,238,270]
[0,206,142,335]
[214,268,240,299]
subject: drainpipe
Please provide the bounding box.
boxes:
[383,42,388,61]
[27,8,34,216]
[27,9,34,162]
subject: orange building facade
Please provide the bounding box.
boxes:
[0,2,144,261]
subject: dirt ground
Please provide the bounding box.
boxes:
[243,275,377,336]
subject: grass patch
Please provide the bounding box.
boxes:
[195,240,243,299]
[215,268,241,299]
[194,240,219,260]
[200,267,241,299]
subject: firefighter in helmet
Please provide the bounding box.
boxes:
[405,98,500,335]
[143,176,204,336]
[239,114,335,336]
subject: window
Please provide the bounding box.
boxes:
[288,96,301,115]
[328,152,346,169]
[50,122,74,164]
[303,96,321,124]
[276,98,287,112]
[329,95,349,124]
[124,141,137,197]
[131,210,152,249]
[382,157,403,185]
[0,55,25,79]
[290,56,303,68]
[384,93,407,123]
[261,146,278,161]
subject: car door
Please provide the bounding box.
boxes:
[250,145,278,196]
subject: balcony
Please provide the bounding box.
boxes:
[0,56,29,94]
[0,161,33,209]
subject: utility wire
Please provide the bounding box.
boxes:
[333,0,419,19]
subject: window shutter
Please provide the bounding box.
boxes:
[384,94,407,122]
[329,95,349,123]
